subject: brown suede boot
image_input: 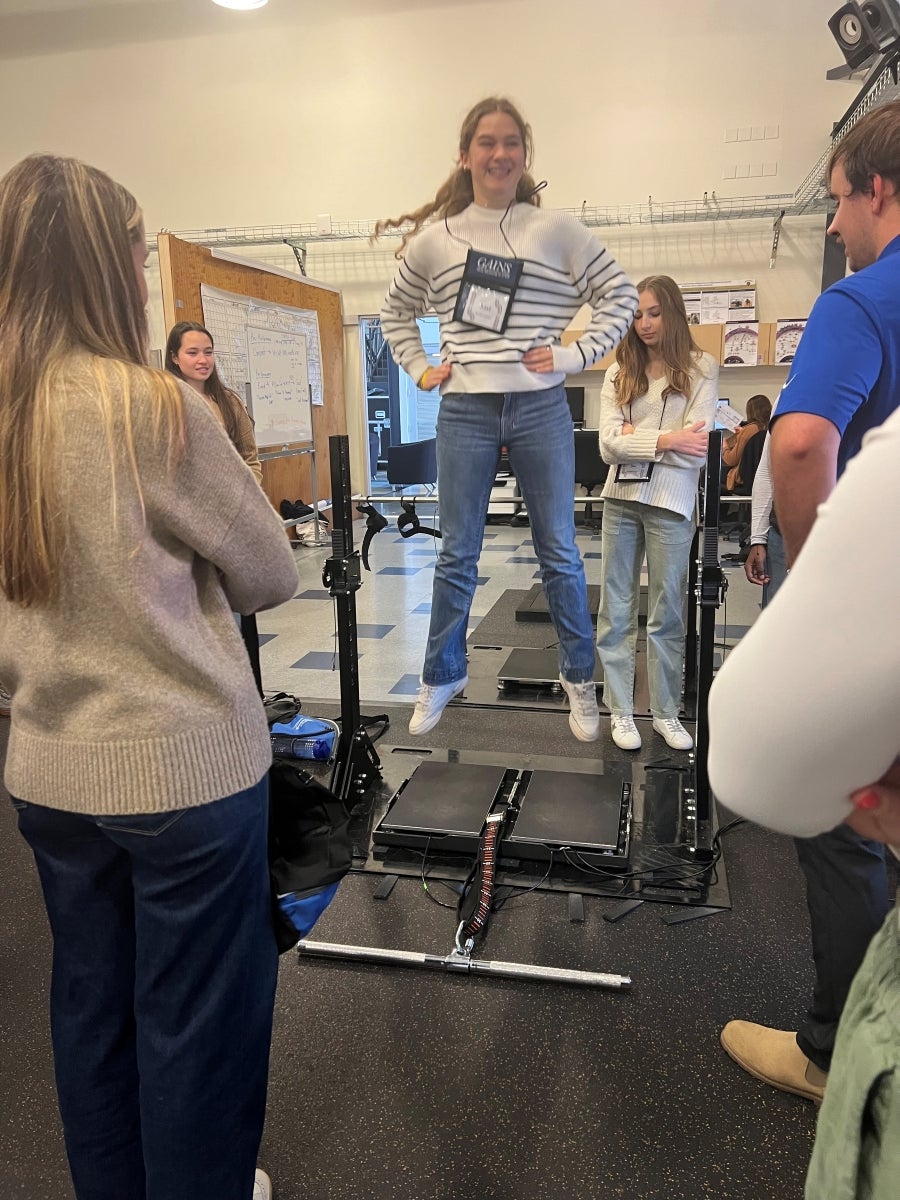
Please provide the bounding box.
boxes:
[720,1021,827,1103]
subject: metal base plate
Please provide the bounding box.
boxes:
[373,759,630,865]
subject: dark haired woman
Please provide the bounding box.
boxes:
[166,321,262,482]
[378,95,638,739]
[0,154,298,1200]
[722,392,771,493]
[596,275,718,752]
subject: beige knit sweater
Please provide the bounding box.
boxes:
[0,355,299,815]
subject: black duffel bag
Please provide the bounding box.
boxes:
[267,759,352,954]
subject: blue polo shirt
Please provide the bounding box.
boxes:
[772,234,900,475]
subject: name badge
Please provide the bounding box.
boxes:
[453,248,524,334]
[615,461,655,483]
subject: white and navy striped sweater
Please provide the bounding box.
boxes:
[380,203,638,395]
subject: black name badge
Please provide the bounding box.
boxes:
[615,461,655,483]
[453,248,524,333]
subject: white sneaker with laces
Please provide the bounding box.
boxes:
[652,716,693,751]
[610,714,642,751]
[558,675,600,741]
[409,675,468,735]
[253,1169,272,1200]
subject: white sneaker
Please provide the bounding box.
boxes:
[610,715,642,751]
[558,675,600,741]
[253,1169,272,1200]
[652,716,693,751]
[409,676,468,735]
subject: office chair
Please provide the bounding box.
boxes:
[574,430,609,529]
[385,437,438,494]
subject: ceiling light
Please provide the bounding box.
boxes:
[212,0,269,10]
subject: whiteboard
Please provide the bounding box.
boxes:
[200,283,324,447]
[247,325,311,444]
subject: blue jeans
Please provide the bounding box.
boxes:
[12,780,277,1200]
[596,497,694,718]
[761,528,787,608]
[424,387,594,685]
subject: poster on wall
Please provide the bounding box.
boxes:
[700,291,730,324]
[774,319,808,363]
[681,280,757,325]
[728,289,757,319]
[723,321,761,366]
[682,292,702,326]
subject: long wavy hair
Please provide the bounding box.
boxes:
[0,154,185,607]
[165,321,246,446]
[613,275,700,409]
[745,394,772,430]
[374,96,541,256]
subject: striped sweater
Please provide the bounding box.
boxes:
[599,353,719,519]
[380,203,638,394]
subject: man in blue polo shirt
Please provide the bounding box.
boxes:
[720,98,900,1103]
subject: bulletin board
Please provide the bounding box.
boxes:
[156,233,345,512]
[200,283,318,446]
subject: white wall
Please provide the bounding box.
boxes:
[0,0,859,472]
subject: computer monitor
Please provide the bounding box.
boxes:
[565,386,585,428]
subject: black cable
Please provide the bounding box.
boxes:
[491,851,555,912]
[418,841,463,910]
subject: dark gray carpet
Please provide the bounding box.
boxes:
[1,707,822,1200]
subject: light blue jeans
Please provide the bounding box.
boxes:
[596,497,694,718]
[423,387,594,686]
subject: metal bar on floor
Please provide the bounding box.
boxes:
[297,938,632,990]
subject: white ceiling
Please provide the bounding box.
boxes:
[0,0,155,10]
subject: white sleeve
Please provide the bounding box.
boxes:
[379,241,432,385]
[658,356,719,472]
[749,435,773,545]
[707,409,900,837]
[551,226,638,374]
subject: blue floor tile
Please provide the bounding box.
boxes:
[355,624,395,639]
[294,589,331,600]
[291,651,354,670]
[411,603,432,614]
[389,673,421,696]
[507,556,539,564]
[256,633,277,647]
[377,566,423,576]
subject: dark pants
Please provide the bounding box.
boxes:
[13,780,277,1200]
[795,823,890,1073]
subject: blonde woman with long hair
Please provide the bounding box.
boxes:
[596,275,718,752]
[378,96,638,740]
[0,154,297,1200]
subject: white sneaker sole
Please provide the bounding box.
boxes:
[568,712,600,742]
[652,721,693,751]
[408,677,467,736]
[559,676,600,742]
[610,720,642,751]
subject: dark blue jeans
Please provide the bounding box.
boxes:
[795,823,890,1073]
[424,387,595,685]
[13,780,278,1200]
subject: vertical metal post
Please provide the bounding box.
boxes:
[323,436,381,804]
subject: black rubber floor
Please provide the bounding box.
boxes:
[0,704,822,1200]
